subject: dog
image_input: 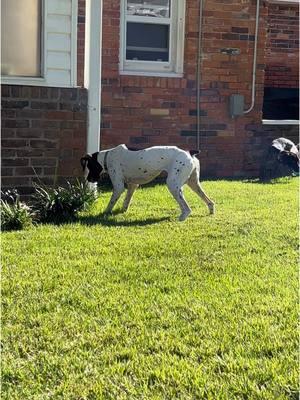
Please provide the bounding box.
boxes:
[260,137,299,180]
[80,144,215,221]
[272,138,299,173]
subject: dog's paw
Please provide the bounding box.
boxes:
[209,203,215,215]
[178,209,191,222]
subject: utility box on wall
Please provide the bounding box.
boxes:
[229,94,245,118]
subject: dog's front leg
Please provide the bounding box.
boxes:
[104,183,125,214]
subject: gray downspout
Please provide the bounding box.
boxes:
[244,0,260,114]
[196,0,205,151]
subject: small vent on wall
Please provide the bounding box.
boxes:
[220,48,241,56]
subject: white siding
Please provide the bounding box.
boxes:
[47,0,72,15]
[47,51,71,70]
[47,15,71,34]
[46,69,71,86]
[45,0,77,87]
[47,33,71,52]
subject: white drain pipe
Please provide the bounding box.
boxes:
[196,0,205,151]
[85,0,103,152]
[244,0,260,114]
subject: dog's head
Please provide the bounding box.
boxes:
[278,150,299,173]
[80,152,103,183]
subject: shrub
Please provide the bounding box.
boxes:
[1,189,34,231]
[32,180,97,223]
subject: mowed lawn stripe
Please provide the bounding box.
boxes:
[2,179,298,400]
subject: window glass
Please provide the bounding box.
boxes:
[1,0,41,77]
[127,0,170,18]
[126,22,169,61]
[263,88,299,120]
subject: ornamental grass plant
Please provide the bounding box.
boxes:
[32,179,98,223]
[0,189,34,231]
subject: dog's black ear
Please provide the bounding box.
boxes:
[80,154,91,171]
[190,150,201,157]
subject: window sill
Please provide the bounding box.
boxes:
[1,76,77,88]
[262,119,299,125]
[267,0,299,4]
[120,70,183,78]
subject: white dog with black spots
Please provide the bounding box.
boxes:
[81,144,215,221]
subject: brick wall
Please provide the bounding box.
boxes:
[101,0,269,177]
[1,86,87,195]
[265,2,299,88]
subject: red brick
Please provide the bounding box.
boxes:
[2,129,16,138]
[45,111,74,120]
[15,167,42,176]
[2,167,14,176]
[2,177,31,186]
[2,139,28,148]
[2,158,29,167]
[30,140,58,149]
[31,158,57,166]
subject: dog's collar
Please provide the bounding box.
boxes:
[92,151,109,172]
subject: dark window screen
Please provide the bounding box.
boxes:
[263,88,299,120]
[126,22,169,61]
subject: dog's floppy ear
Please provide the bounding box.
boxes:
[80,154,92,171]
[189,150,201,157]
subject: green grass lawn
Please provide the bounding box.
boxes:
[2,178,299,400]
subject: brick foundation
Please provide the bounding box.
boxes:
[1,86,87,195]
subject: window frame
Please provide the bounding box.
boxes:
[1,0,78,87]
[120,0,186,77]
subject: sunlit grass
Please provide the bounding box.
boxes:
[2,178,299,399]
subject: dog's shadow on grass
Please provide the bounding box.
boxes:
[77,212,171,227]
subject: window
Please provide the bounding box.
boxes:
[263,88,299,121]
[120,0,185,76]
[1,0,42,77]
[1,0,78,87]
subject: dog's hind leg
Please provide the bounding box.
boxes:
[166,177,191,221]
[122,184,139,212]
[187,169,215,214]
[104,183,125,214]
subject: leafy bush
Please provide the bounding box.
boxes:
[32,180,97,223]
[1,189,34,231]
